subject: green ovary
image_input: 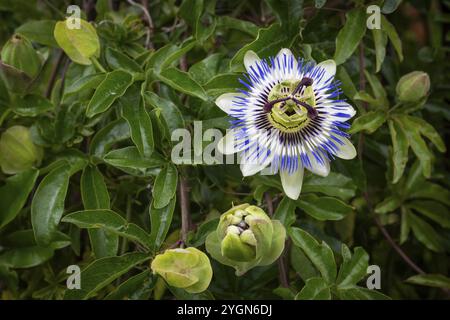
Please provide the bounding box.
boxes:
[267,80,316,133]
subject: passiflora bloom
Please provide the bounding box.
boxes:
[216,49,357,199]
[205,203,286,275]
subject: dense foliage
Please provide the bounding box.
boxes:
[0,0,449,300]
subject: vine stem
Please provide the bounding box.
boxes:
[178,175,191,246]
[372,214,424,274]
[265,193,290,288]
[127,0,154,49]
[45,50,65,98]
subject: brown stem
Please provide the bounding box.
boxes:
[178,175,191,245]
[373,215,424,275]
[265,193,290,288]
[45,50,65,98]
[127,0,154,49]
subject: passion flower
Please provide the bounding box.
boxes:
[216,49,357,199]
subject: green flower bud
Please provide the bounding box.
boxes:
[240,229,257,246]
[0,126,43,175]
[396,71,430,103]
[151,247,212,293]
[1,34,41,79]
[206,203,286,275]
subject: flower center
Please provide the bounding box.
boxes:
[265,78,316,133]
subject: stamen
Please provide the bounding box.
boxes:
[292,77,313,95]
[291,98,318,119]
[263,97,290,112]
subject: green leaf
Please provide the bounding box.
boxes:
[408,200,450,228]
[396,115,433,178]
[152,163,178,209]
[31,164,72,246]
[409,182,450,207]
[295,277,331,300]
[0,246,54,269]
[120,84,154,157]
[406,274,450,289]
[374,196,402,214]
[381,15,403,61]
[408,211,445,252]
[336,247,369,288]
[105,47,142,73]
[400,207,410,244]
[12,94,53,117]
[388,119,409,183]
[144,91,185,132]
[147,39,196,73]
[372,29,387,72]
[54,19,100,65]
[334,8,367,65]
[364,71,388,106]
[297,194,353,221]
[189,53,227,85]
[290,245,319,282]
[216,16,258,37]
[0,168,39,229]
[348,110,386,134]
[149,196,177,251]
[353,91,380,107]
[16,20,58,47]
[337,66,361,110]
[103,147,165,170]
[337,286,390,300]
[81,165,110,209]
[403,116,446,153]
[273,196,297,228]
[105,270,153,300]
[204,73,241,96]
[64,73,106,96]
[62,209,151,248]
[315,0,327,8]
[81,165,119,258]
[289,227,337,284]
[86,70,133,118]
[156,67,208,101]
[64,252,150,300]
[89,119,130,158]
[230,24,291,72]
[302,172,356,201]
[265,0,304,36]
[189,218,219,247]
[382,0,402,14]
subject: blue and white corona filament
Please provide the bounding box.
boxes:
[216,48,357,200]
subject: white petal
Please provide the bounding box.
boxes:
[333,136,357,160]
[280,167,304,200]
[244,50,261,73]
[276,48,297,73]
[345,103,356,118]
[240,146,274,177]
[306,153,330,177]
[240,159,269,177]
[316,59,336,83]
[218,130,237,155]
[215,93,244,114]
